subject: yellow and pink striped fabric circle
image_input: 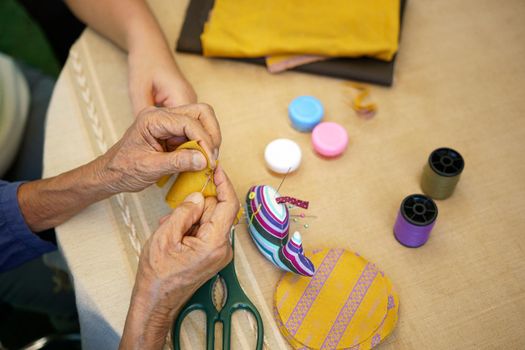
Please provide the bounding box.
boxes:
[274,248,399,350]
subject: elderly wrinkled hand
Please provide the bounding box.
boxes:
[17,103,221,233]
[96,103,221,194]
[120,166,239,349]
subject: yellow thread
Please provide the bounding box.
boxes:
[233,206,244,225]
[250,203,262,225]
[346,83,377,118]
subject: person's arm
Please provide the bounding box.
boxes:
[17,160,110,232]
[18,104,221,232]
[120,166,239,349]
[64,0,161,54]
[64,0,197,113]
[0,181,55,272]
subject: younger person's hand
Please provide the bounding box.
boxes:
[128,40,197,115]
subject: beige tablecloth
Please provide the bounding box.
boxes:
[43,0,525,349]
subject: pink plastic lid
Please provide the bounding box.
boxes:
[311,122,348,157]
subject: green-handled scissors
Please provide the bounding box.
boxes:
[172,228,264,350]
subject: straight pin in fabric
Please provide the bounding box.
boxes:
[200,173,212,193]
[276,167,292,194]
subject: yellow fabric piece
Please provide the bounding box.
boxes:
[161,140,217,208]
[201,0,400,61]
[156,174,171,187]
[274,249,399,349]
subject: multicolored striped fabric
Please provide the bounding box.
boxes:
[274,248,399,350]
[245,185,315,277]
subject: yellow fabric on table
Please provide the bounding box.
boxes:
[159,140,217,208]
[274,248,399,349]
[201,0,400,61]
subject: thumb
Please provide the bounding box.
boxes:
[160,192,205,248]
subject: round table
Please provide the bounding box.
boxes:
[43,0,525,349]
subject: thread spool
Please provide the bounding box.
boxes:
[394,194,438,248]
[421,147,464,199]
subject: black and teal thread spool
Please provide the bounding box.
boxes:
[421,147,465,200]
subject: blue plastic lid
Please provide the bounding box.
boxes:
[288,96,324,132]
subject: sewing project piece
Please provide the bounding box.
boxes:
[246,185,315,277]
[158,140,217,208]
[274,248,399,350]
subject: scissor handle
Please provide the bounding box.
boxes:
[173,228,264,350]
[173,276,218,350]
[218,247,264,350]
[221,301,264,350]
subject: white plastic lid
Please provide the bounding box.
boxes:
[264,138,302,174]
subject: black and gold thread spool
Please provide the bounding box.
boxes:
[421,147,465,200]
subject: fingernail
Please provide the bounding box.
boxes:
[185,192,203,204]
[192,152,207,169]
[213,148,219,161]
